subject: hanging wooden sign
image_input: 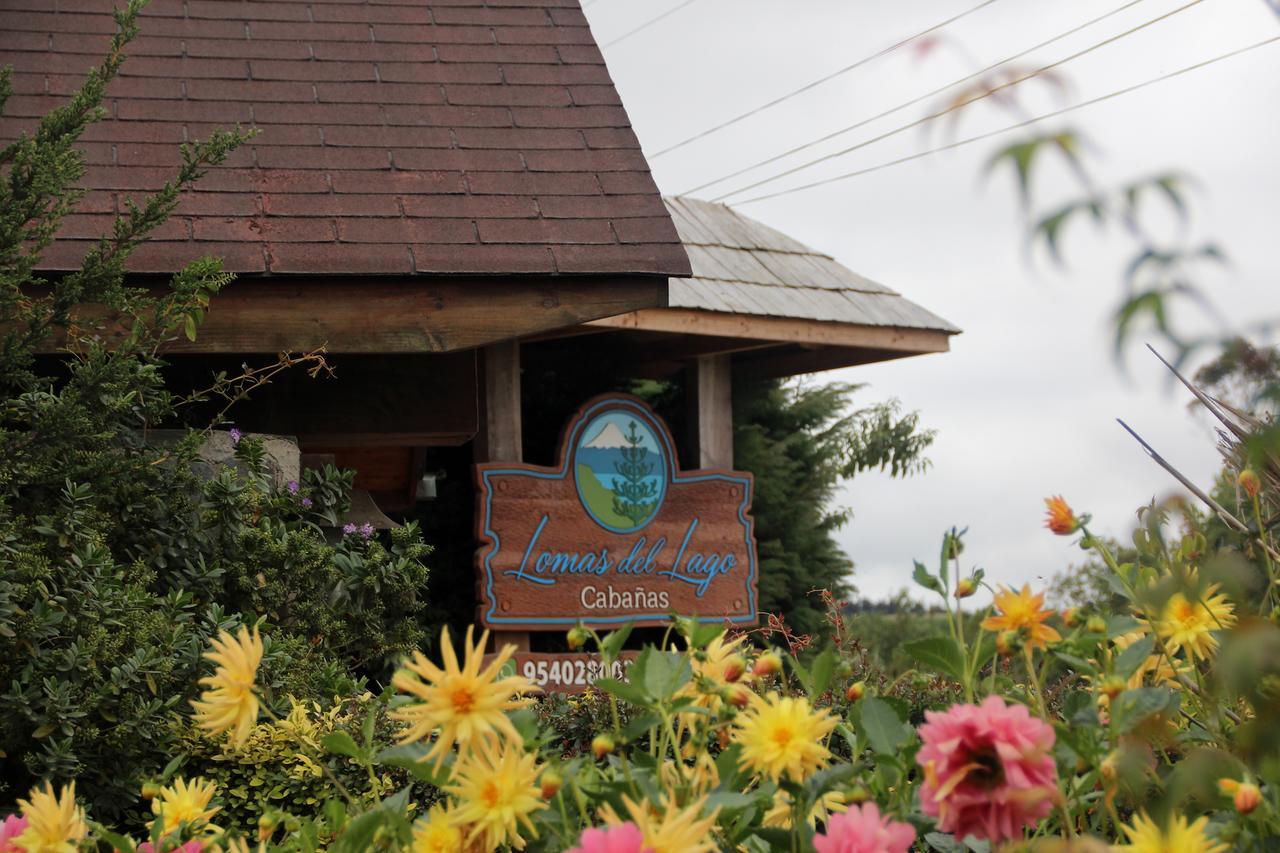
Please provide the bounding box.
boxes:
[475,394,758,630]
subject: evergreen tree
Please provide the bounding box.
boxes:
[734,378,933,639]
[611,420,658,527]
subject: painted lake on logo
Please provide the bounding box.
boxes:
[573,411,666,532]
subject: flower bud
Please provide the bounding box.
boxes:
[752,651,783,678]
[1240,469,1262,499]
[845,681,866,702]
[1220,778,1262,815]
[1044,495,1080,535]
[140,783,161,800]
[540,768,563,800]
[1062,608,1079,628]
[590,734,615,760]
[258,813,278,841]
[996,630,1020,657]
[722,654,746,683]
[954,578,977,599]
[1100,751,1120,782]
[727,683,752,709]
[567,626,589,652]
[1099,676,1126,701]
[1086,615,1107,634]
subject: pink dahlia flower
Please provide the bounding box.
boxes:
[916,695,1058,843]
[567,822,650,853]
[0,815,28,853]
[814,803,915,853]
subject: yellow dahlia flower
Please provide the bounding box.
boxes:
[410,803,465,853]
[390,626,536,768]
[601,794,719,853]
[151,776,220,837]
[191,625,263,747]
[732,692,837,783]
[981,585,1061,649]
[1154,582,1236,662]
[1117,811,1228,853]
[762,788,848,828]
[445,738,546,851]
[14,781,87,853]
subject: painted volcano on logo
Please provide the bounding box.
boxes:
[573,411,666,532]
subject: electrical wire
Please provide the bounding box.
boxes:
[602,0,703,48]
[681,0,1150,196]
[712,0,1207,202]
[648,0,1003,159]
[729,35,1279,206]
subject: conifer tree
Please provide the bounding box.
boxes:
[611,420,658,527]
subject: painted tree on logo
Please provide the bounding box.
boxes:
[611,420,658,527]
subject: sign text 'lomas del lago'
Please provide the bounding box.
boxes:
[474,395,759,629]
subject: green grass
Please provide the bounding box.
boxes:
[576,463,634,529]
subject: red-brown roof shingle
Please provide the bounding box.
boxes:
[0,0,689,277]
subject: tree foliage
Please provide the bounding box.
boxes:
[733,379,933,639]
[0,3,431,822]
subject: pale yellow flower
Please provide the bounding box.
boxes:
[391,626,536,768]
[1116,811,1228,853]
[601,794,719,853]
[151,776,220,836]
[411,804,465,853]
[445,738,546,851]
[191,625,263,747]
[761,788,848,828]
[732,692,837,783]
[14,781,88,853]
[1154,581,1236,662]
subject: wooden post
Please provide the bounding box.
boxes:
[475,340,531,651]
[689,354,733,469]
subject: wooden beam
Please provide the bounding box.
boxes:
[38,276,668,355]
[474,341,530,651]
[735,344,949,379]
[588,308,954,354]
[688,354,733,469]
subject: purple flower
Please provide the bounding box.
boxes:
[342,523,357,536]
[359,522,375,540]
[287,480,300,495]
[229,427,242,445]
[301,497,313,508]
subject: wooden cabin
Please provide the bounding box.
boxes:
[3,0,957,636]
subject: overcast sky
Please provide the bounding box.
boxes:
[585,0,1280,603]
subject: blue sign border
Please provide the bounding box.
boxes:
[477,395,757,627]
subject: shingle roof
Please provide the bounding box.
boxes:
[663,196,959,333]
[0,0,689,277]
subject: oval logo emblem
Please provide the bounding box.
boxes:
[574,410,666,533]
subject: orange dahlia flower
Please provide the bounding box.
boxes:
[1043,496,1079,535]
[981,585,1061,649]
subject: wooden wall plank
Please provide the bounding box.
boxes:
[37,276,669,355]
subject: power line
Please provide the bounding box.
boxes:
[648,0,1003,159]
[713,0,1207,202]
[730,35,1280,206]
[681,0,1150,196]
[602,0,702,48]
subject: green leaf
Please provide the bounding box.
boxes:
[596,677,649,708]
[374,744,448,785]
[752,827,794,849]
[599,623,633,661]
[1111,687,1179,734]
[808,645,836,698]
[855,695,910,756]
[903,637,966,681]
[321,731,362,758]
[183,312,198,342]
[1113,636,1155,680]
[913,560,943,595]
[636,647,691,703]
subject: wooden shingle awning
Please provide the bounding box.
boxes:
[531,196,959,378]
